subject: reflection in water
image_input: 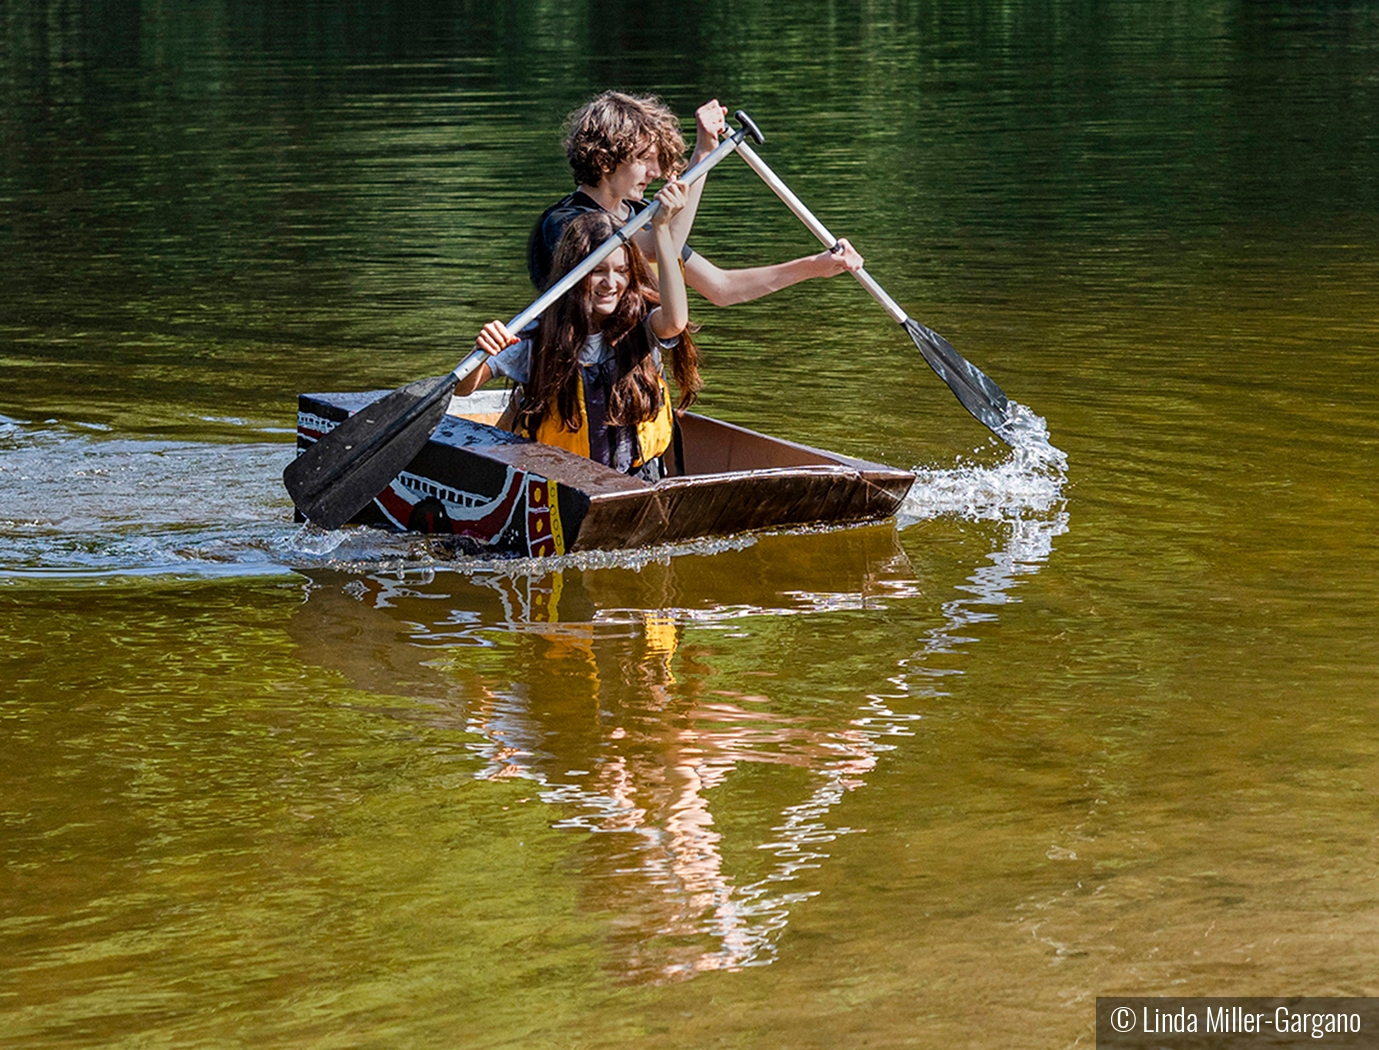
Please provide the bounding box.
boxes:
[463,603,886,980]
[897,407,1070,701]
[897,512,1071,716]
[293,434,1068,982]
[295,530,914,981]
[2,384,1069,980]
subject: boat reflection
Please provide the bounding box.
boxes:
[290,516,1065,982]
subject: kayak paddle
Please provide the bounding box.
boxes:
[733,140,1013,445]
[284,111,766,530]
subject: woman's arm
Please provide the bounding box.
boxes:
[648,179,690,341]
[682,239,865,307]
[454,320,518,395]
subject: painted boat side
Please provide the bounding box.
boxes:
[294,390,915,554]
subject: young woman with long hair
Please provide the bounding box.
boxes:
[457,179,699,481]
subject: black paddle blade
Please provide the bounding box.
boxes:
[902,318,1013,445]
[282,373,456,530]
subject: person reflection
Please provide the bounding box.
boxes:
[452,557,888,982]
[462,580,880,982]
[291,529,918,983]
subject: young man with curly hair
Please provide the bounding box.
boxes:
[527,91,863,304]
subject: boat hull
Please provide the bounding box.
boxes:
[294,390,915,556]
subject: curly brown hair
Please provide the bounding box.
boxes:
[564,91,687,188]
[516,211,701,439]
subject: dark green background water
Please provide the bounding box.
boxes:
[3,2,1378,1047]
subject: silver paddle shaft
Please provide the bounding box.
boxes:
[735,141,908,326]
[448,122,757,385]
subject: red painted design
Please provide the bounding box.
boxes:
[374,468,525,546]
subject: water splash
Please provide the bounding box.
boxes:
[287,523,351,557]
[0,418,462,578]
[897,400,1068,529]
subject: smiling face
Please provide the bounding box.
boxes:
[587,247,631,318]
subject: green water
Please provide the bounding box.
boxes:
[3,1,1379,1046]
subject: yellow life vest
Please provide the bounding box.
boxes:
[527,370,673,470]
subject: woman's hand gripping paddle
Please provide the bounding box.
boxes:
[283,112,766,530]
[732,140,1014,445]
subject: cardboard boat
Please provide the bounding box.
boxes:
[294,389,915,556]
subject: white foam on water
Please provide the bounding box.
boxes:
[897,401,1068,532]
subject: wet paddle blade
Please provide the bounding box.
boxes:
[903,318,1013,445]
[282,373,455,530]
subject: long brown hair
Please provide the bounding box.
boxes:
[516,211,701,437]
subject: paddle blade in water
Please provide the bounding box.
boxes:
[282,373,456,530]
[902,318,1013,445]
